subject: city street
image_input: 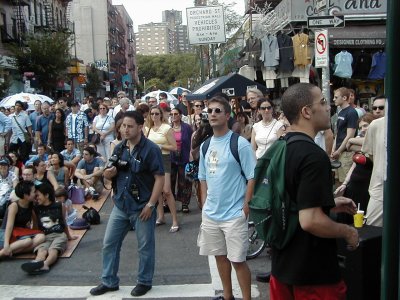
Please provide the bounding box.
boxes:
[0,194,271,299]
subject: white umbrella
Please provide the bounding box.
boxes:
[168,87,191,95]
[0,92,54,109]
[141,90,178,103]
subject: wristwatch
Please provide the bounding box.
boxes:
[146,202,155,209]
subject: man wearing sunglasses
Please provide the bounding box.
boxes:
[361,96,386,227]
[371,95,386,118]
[197,96,257,300]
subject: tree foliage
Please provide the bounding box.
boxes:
[136,53,199,93]
[208,0,244,36]
[7,31,72,95]
[85,65,102,96]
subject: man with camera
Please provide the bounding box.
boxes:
[90,111,165,297]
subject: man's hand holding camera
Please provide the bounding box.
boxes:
[104,166,117,180]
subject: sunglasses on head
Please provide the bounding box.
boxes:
[259,106,272,111]
[372,105,384,110]
[207,108,224,114]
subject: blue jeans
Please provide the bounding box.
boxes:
[101,205,156,287]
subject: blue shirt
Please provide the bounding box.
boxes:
[335,106,358,149]
[9,112,32,143]
[61,148,81,162]
[77,157,104,175]
[0,112,11,134]
[66,112,89,143]
[113,135,164,214]
[198,130,257,221]
[25,153,49,166]
[36,114,53,144]
[368,51,386,80]
[333,51,353,78]
[29,111,41,132]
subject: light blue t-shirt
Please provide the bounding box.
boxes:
[198,131,256,221]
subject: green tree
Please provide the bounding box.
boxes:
[7,31,72,95]
[208,0,244,36]
[137,53,199,93]
[85,65,102,96]
[0,77,11,99]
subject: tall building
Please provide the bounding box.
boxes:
[136,10,193,56]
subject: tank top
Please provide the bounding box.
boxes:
[1,202,33,229]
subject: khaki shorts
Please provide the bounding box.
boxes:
[338,151,353,183]
[34,232,68,254]
[197,211,248,262]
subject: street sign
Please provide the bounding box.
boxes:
[308,15,345,28]
[315,30,329,67]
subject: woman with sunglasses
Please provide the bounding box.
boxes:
[146,106,179,232]
[92,104,115,160]
[170,108,193,213]
[251,98,284,159]
[189,101,205,126]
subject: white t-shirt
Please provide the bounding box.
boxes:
[93,115,115,138]
[253,119,283,159]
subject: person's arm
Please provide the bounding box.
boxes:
[63,205,77,240]
[324,129,334,156]
[90,166,104,178]
[63,166,69,187]
[74,168,86,180]
[299,206,359,249]
[2,202,18,256]
[250,128,257,152]
[332,127,357,159]
[139,174,165,221]
[70,154,81,166]
[243,179,255,217]
[200,180,208,207]
[161,128,177,152]
[47,120,53,146]
[103,120,115,137]
[334,162,356,197]
[46,170,59,190]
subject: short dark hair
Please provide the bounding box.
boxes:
[159,92,167,99]
[281,83,316,124]
[51,152,64,167]
[124,111,144,125]
[373,95,386,102]
[35,182,55,203]
[208,96,231,115]
[65,138,75,144]
[15,180,35,199]
[83,146,98,157]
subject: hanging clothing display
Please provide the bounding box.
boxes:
[333,50,353,78]
[238,37,262,69]
[277,32,294,74]
[292,32,311,67]
[353,51,372,79]
[260,34,280,68]
[238,65,256,81]
[292,65,311,83]
[261,68,277,88]
[368,50,386,80]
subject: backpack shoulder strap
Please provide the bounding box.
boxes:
[201,136,212,159]
[230,132,246,179]
[285,134,315,145]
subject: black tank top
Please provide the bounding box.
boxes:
[1,202,33,229]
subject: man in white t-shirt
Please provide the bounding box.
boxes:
[198,96,256,300]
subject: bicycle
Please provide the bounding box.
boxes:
[246,221,266,259]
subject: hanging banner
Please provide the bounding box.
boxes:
[315,29,329,67]
[186,6,226,45]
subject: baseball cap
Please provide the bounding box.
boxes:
[0,157,10,165]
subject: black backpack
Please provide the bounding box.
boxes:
[82,205,100,225]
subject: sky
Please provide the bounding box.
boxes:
[112,0,246,31]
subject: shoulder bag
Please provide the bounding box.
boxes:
[13,116,31,144]
[91,116,109,144]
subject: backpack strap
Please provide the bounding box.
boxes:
[285,134,315,145]
[201,132,246,180]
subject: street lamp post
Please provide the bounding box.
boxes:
[143,76,146,94]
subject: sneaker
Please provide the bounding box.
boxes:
[131,284,152,296]
[90,283,119,296]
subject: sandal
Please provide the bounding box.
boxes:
[182,205,190,213]
[156,220,165,226]
[169,225,179,233]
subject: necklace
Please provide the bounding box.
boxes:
[173,123,181,130]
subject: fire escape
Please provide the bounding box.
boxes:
[8,0,30,45]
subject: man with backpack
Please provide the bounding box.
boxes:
[197,96,256,300]
[268,83,359,299]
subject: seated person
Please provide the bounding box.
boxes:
[47,153,69,189]
[20,182,77,275]
[74,147,104,197]
[60,139,82,179]
[0,158,18,220]
[0,181,45,258]
[25,144,49,167]
[33,159,57,188]
[54,187,76,226]
[10,166,35,202]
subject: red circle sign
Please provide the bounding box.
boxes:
[316,33,327,55]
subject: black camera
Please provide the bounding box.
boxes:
[106,154,129,171]
[131,183,139,200]
[201,112,209,122]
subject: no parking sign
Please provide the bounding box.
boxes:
[315,30,329,67]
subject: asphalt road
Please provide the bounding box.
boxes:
[0,194,271,299]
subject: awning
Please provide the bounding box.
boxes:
[328,25,386,48]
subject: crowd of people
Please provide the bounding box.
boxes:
[0,85,387,299]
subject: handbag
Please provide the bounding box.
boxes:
[13,116,31,144]
[91,116,109,144]
[82,205,100,225]
[68,183,85,204]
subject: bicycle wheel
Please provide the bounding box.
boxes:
[246,221,266,260]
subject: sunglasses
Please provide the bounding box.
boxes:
[259,106,272,111]
[170,113,179,116]
[207,108,224,114]
[150,112,160,116]
[372,106,384,110]
[99,107,107,110]
[195,104,204,108]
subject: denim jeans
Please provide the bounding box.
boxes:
[101,205,156,287]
